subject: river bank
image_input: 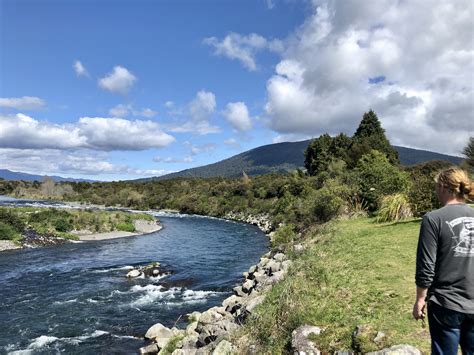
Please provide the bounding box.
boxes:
[0,199,163,251]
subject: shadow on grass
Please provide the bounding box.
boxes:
[371,218,421,228]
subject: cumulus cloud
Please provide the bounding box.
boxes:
[223,102,252,131]
[98,66,137,95]
[264,0,473,154]
[0,96,46,110]
[0,114,174,151]
[168,91,220,135]
[108,104,157,118]
[73,60,89,77]
[204,33,283,71]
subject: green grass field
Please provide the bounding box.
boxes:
[239,217,430,353]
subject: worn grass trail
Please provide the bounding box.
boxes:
[239,217,430,353]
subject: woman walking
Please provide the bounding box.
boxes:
[413,167,474,354]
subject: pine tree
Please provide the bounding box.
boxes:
[351,110,399,166]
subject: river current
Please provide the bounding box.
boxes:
[0,197,269,354]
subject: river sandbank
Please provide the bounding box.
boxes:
[77,221,162,241]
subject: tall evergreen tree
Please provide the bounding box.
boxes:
[351,110,399,166]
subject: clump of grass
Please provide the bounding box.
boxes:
[376,194,412,223]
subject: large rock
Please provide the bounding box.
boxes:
[366,345,421,355]
[145,323,173,340]
[233,286,246,297]
[242,279,255,293]
[244,295,265,314]
[139,344,159,354]
[292,325,323,355]
[199,307,226,325]
[273,253,286,262]
[197,320,239,347]
[222,295,242,313]
[212,340,235,355]
[265,260,281,274]
[126,269,142,278]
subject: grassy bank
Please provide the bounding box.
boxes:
[237,217,429,353]
[0,207,155,241]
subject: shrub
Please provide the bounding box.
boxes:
[309,179,352,222]
[354,150,410,211]
[0,208,25,232]
[116,222,135,232]
[0,222,20,240]
[53,218,73,232]
[272,224,298,246]
[376,194,413,223]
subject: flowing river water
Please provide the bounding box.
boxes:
[0,197,269,354]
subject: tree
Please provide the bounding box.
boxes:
[351,110,399,166]
[304,133,352,176]
[462,137,474,171]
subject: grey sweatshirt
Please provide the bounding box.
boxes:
[415,203,474,314]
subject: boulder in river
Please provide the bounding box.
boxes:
[126,269,142,278]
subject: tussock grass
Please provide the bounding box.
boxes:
[237,218,430,353]
[376,194,412,223]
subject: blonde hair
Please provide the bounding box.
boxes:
[435,167,474,201]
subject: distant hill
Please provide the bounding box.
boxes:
[0,169,95,183]
[144,140,463,181]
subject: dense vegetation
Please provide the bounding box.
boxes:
[0,207,154,241]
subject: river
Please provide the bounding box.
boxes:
[0,198,269,354]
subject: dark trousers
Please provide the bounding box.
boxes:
[428,301,474,355]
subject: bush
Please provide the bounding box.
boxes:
[53,218,73,232]
[354,150,410,211]
[0,208,25,232]
[312,179,351,222]
[376,194,413,223]
[0,222,20,240]
[272,224,298,246]
[116,222,135,232]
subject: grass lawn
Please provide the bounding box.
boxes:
[239,217,431,353]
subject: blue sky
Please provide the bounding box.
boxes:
[1,0,472,180]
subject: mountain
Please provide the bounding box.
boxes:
[0,169,95,183]
[145,141,463,181]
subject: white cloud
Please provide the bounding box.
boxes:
[223,102,252,131]
[0,96,46,110]
[165,101,175,108]
[138,108,157,118]
[108,104,157,118]
[153,155,194,163]
[98,66,137,95]
[224,138,241,149]
[168,90,220,135]
[189,90,216,121]
[0,148,173,178]
[77,117,174,150]
[203,33,283,71]
[73,60,89,77]
[0,114,174,151]
[264,0,474,155]
[109,104,132,117]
